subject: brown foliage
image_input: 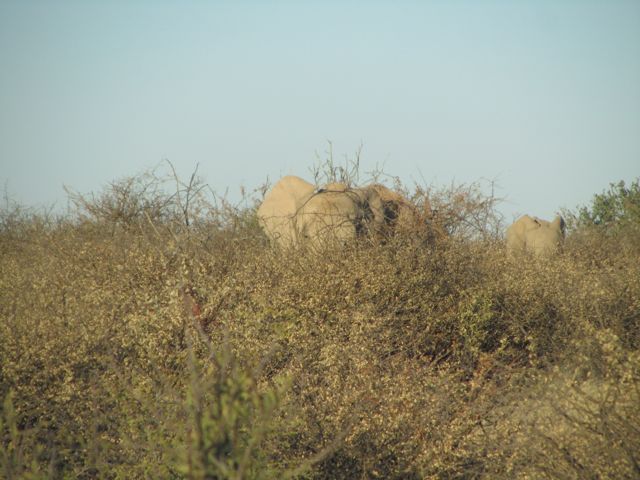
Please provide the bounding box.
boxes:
[1,169,639,479]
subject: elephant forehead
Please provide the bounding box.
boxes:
[510,215,560,233]
[303,193,359,214]
[533,217,552,227]
[516,215,541,228]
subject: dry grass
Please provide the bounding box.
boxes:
[1,168,639,479]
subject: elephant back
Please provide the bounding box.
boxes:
[257,175,315,247]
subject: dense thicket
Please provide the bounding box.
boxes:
[1,170,639,479]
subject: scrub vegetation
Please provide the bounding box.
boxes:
[1,164,639,479]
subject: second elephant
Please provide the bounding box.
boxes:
[506,215,566,257]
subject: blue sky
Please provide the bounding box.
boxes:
[1,1,638,221]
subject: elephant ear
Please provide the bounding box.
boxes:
[551,215,566,233]
[382,199,400,222]
[364,188,388,227]
[366,184,404,224]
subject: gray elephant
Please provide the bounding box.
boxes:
[506,215,566,257]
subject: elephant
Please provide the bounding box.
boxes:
[257,176,438,249]
[256,175,316,247]
[506,215,566,257]
[257,177,405,248]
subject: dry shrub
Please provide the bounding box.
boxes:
[468,327,640,479]
[1,167,639,478]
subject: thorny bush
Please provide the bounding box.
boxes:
[1,167,639,479]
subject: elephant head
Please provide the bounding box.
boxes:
[506,215,566,257]
[256,175,316,247]
[296,182,379,248]
[367,184,446,242]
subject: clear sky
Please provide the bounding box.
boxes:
[1,1,639,221]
